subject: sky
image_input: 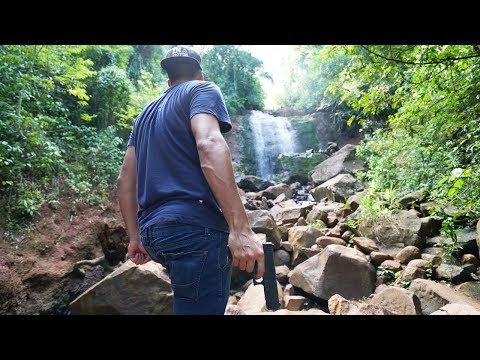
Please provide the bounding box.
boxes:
[193,45,294,109]
[240,45,294,109]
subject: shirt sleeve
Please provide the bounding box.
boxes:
[127,121,136,147]
[190,82,232,133]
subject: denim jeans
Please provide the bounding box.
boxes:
[141,223,232,315]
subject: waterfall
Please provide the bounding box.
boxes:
[248,110,298,179]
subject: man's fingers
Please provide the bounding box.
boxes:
[237,258,247,271]
[254,255,265,279]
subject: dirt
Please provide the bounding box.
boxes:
[0,193,126,314]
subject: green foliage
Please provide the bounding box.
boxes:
[202,45,266,115]
[376,266,397,285]
[312,45,480,224]
[278,45,362,137]
[432,210,464,257]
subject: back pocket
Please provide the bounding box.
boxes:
[165,250,208,302]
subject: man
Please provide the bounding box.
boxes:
[117,46,265,315]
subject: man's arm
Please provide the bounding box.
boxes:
[117,146,150,265]
[191,113,265,279]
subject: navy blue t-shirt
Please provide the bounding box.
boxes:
[128,80,231,233]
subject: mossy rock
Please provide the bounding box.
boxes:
[275,152,328,184]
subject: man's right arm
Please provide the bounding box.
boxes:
[191,113,265,279]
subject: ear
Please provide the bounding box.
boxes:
[167,79,172,87]
[197,72,205,81]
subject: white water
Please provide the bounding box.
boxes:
[248,110,298,179]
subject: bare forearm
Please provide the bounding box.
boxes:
[118,183,139,241]
[197,136,250,231]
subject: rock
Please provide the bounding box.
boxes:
[352,237,379,255]
[409,278,480,314]
[247,210,282,247]
[316,236,347,248]
[398,190,426,209]
[421,253,442,265]
[309,144,365,186]
[289,244,376,301]
[257,308,328,315]
[346,190,367,212]
[285,295,306,311]
[408,259,432,270]
[224,304,246,315]
[236,281,283,314]
[326,213,339,227]
[255,233,267,243]
[288,226,325,264]
[431,303,480,315]
[310,174,365,203]
[395,246,421,265]
[326,227,343,238]
[98,224,129,266]
[456,281,480,299]
[395,265,425,283]
[273,193,287,204]
[328,294,394,315]
[69,260,173,315]
[370,252,394,267]
[435,264,471,284]
[237,175,274,192]
[275,265,290,285]
[419,217,440,238]
[369,287,422,315]
[270,201,314,225]
[227,295,238,305]
[461,254,480,268]
[280,241,292,252]
[379,260,403,273]
[273,249,291,267]
[296,217,307,226]
[261,183,294,200]
[358,210,425,254]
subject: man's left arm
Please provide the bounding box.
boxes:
[117,146,150,265]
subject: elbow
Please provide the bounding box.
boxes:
[197,135,227,156]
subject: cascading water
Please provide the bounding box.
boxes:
[248,110,299,179]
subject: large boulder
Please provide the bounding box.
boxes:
[260,183,294,200]
[310,174,364,203]
[358,210,425,254]
[309,144,365,186]
[289,244,376,301]
[237,175,274,192]
[236,281,283,314]
[409,278,480,315]
[276,152,328,185]
[368,287,422,315]
[431,303,480,315]
[270,200,314,225]
[328,294,394,315]
[69,260,173,315]
[288,226,325,264]
[247,210,282,247]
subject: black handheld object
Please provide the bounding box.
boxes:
[253,242,280,310]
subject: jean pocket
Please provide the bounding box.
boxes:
[165,250,208,302]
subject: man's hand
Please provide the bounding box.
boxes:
[228,229,265,279]
[127,240,151,265]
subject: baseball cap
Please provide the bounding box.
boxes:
[160,46,203,73]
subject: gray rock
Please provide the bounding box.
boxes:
[408,259,432,270]
[395,265,426,283]
[456,281,480,300]
[237,175,274,192]
[370,251,394,266]
[273,249,291,267]
[358,210,425,253]
[261,183,294,200]
[310,174,364,203]
[69,260,173,315]
[275,265,290,285]
[270,201,314,225]
[280,241,292,252]
[316,236,347,248]
[224,304,246,315]
[395,246,421,265]
[288,225,325,264]
[346,190,367,212]
[435,264,471,284]
[247,210,282,247]
[285,296,306,311]
[369,287,422,315]
[289,244,376,300]
[398,190,426,209]
[309,144,364,186]
[431,303,480,315]
[409,278,480,314]
[328,294,394,315]
[379,260,403,273]
[237,281,283,314]
[352,237,379,255]
[461,254,480,268]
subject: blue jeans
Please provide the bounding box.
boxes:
[140,223,232,315]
